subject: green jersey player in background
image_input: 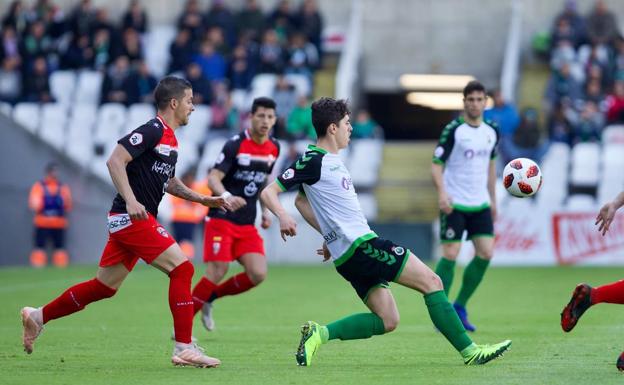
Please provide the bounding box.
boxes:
[261,97,511,366]
[431,80,499,332]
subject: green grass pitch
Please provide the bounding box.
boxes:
[2,263,624,384]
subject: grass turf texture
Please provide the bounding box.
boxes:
[2,264,624,384]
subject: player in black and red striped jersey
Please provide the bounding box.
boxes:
[20,76,230,368]
[191,97,280,331]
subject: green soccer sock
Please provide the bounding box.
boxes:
[435,257,456,296]
[455,256,490,307]
[323,313,385,343]
[425,290,473,352]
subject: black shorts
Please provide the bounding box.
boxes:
[439,207,494,243]
[172,222,196,242]
[335,237,410,302]
[34,228,65,249]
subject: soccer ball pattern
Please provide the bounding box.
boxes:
[503,158,542,197]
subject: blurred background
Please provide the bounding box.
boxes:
[0,0,623,267]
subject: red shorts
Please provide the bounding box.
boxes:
[99,213,176,271]
[203,218,264,262]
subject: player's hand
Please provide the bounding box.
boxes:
[438,193,453,214]
[227,196,247,211]
[316,242,331,262]
[201,196,231,212]
[126,199,148,220]
[279,214,297,241]
[261,210,272,229]
[596,201,617,236]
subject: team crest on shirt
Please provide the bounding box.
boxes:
[446,228,456,239]
[129,133,143,146]
[156,226,169,238]
[282,168,294,180]
[213,236,222,255]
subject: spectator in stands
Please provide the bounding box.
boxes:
[228,44,253,91]
[484,90,520,161]
[178,0,204,43]
[550,18,580,52]
[169,168,210,259]
[236,0,265,41]
[100,55,132,105]
[606,80,624,123]
[61,34,93,70]
[585,0,620,47]
[122,0,148,34]
[2,1,29,36]
[185,62,212,105]
[67,0,95,39]
[0,57,22,104]
[23,56,52,102]
[570,101,604,143]
[551,0,585,49]
[268,0,296,43]
[238,29,260,74]
[204,0,236,47]
[168,28,193,74]
[585,78,606,108]
[127,60,157,104]
[284,32,318,90]
[352,109,381,139]
[117,27,143,64]
[549,102,573,145]
[41,4,66,41]
[544,62,583,111]
[613,38,624,79]
[193,40,226,82]
[20,20,53,70]
[1,26,22,66]
[92,28,112,71]
[286,95,315,140]
[90,8,115,38]
[210,81,240,131]
[506,107,550,164]
[273,75,297,135]
[296,0,323,59]
[28,162,72,268]
[204,26,229,56]
[258,29,285,73]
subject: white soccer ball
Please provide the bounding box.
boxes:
[502,158,543,198]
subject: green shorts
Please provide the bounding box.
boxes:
[335,237,410,302]
[440,207,494,242]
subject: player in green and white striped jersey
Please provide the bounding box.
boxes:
[261,97,511,367]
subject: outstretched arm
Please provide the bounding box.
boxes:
[596,191,624,236]
[260,182,297,241]
[166,176,230,210]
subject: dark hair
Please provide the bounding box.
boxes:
[45,161,58,173]
[154,76,192,110]
[311,97,350,138]
[463,80,486,97]
[251,97,276,113]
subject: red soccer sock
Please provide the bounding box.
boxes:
[191,276,218,315]
[169,261,195,344]
[42,278,116,324]
[213,273,255,300]
[591,280,624,305]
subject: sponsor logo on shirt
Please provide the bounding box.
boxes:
[323,230,338,244]
[155,144,174,156]
[233,170,267,183]
[463,148,490,159]
[238,153,251,166]
[107,213,132,233]
[341,176,353,190]
[244,181,258,197]
[434,146,444,158]
[152,161,175,176]
[282,168,294,180]
[129,133,143,146]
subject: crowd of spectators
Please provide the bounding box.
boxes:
[0,0,330,140]
[544,0,624,146]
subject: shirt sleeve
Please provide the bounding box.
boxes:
[118,123,163,159]
[212,138,239,175]
[489,121,500,160]
[275,151,323,192]
[432,121,458,164]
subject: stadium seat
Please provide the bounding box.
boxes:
[284,74,311,97]
[144,25,177,77]
[125,103,156,134]
[0,102,12,116]
[197,136,228,178]
[95,103,126,145]
[566,194,596,211]
[39,103,68,150]
[66,105,97,167]
[602,125,624,144]
[230,89,249,111]
[250,74,277,100]
[175,138,199,176]
[50,70,76,107]
[74,70,103,105]
[348,139,383,188]
[90,143,116,183]
[182,104,210,145]
[570,142,600,187]
[13,102,40,133]
[535,143,569,208]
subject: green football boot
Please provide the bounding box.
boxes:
[463,340,512,365]
[295,321,322,366]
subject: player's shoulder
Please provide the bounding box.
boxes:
[442,117,464,132]
[223,131,245,149]
[268,136,281,152]
[483,118,500,134]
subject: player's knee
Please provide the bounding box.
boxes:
[424,273,444,293]
[383,314,400,333]
[478,249,494,260]
[247,268,267,285]
[170,260,194,280]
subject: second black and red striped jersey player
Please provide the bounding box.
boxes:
[208,129,280,225]
[110,115,178,216]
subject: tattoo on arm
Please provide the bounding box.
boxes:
[166,177,202,202]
